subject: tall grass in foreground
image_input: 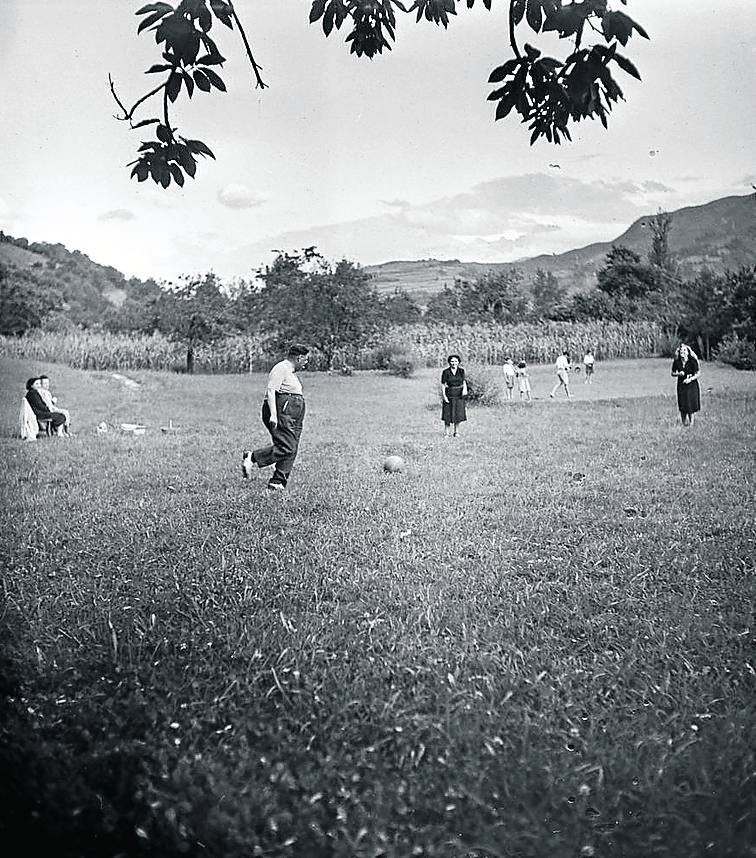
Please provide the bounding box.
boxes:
[0,320,666,374]
[0,357,754,858]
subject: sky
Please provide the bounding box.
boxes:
[1,0,754,284]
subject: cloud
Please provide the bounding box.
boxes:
[217,184,265,210]
[210,172,699,275]
[98,209,136,222]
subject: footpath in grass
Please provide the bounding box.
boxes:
[1,356,755,858]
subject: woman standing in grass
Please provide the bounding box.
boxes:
[441,354,467,437]
[672,343,701,426]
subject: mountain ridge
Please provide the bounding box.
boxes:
[2,193,754,315]
[363,193,756,300]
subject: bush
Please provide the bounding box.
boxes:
[387,352,416,378]
[462,366,502,406]
[715,334,756,370]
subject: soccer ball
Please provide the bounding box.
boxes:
[96,421,108,434]
[383,455,405,473]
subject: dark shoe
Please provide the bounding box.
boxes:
[242,450,254,479]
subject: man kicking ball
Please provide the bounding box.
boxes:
[242,344,309,492]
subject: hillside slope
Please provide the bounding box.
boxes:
[365,193,756,297]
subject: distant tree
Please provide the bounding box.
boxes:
[381,289,423,324]
[105,278,168,334]
[597,245,657,300]
[424,283,466,324]
[425,269,528,323]
[0,264,63,336]
[530,268,566,319]
[647,209,674,271]
[160,272,235,372]
[113,0,649,186]
[727,266,756,344]
[254,250,389,369]
[676,269,727,360]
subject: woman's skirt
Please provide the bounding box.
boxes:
[442,389,467,424]
[677,379,701,414]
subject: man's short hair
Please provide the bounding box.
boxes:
[288,344,309,357]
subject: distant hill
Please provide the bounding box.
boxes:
[2,193,754,323]
[0,232,151,323]
[364,193,756,299]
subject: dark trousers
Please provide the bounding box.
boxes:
[253,393,306,487]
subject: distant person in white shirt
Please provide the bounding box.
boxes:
[583,350,595,384]
[549,351,572,400]
[242,344,310,491]
[502,357,516,401]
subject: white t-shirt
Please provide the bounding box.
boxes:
[266,359,303,396]
[503,363,516,380]
[583,353,595,366]
[555,354,570,372]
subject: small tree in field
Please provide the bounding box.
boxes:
[112,0,650,186]
[254,250,389,369]
[530,268,566,319]
[160,272,235,372]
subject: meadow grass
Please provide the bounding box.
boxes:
[1,356,755,858]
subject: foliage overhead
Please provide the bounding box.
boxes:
[112,0,649,186]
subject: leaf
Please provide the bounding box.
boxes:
[185,138,215,159]
[323,4,335,36]
[137,10,167,34]
[193,69,212,92]
[169,163,185,187]
[209,0,234,28]
[182,70,195,97]
[166,72,182,102]
[494,95,516,120]
[525,0,543,33]
[511,0,526,25]
[198,6,212,33]
[136,2,173,15]
[488,59,519,83]
[613,53,641,80]
[309,0,327,23]
[145,63,173,74]
[201,68,227,91]
[131,161,150,182]
[156,124,172,144]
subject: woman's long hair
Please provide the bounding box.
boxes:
[674,343,700,363]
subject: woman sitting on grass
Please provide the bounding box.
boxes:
[21,377,67,439]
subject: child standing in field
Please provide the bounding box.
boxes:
[583,350,595,384]
[502,357,516,401]
[515,361,531,401]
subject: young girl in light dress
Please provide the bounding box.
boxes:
[516,361,531,401]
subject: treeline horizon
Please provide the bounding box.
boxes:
[1,218,755,372]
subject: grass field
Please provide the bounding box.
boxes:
[1,356,755,858]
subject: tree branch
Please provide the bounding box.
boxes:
[508,0,522,60]
[231,8,268,89]
[109,73,168,124]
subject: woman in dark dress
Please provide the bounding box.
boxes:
[440,354,467,437]
[671,344,701,426]
[25,377,66,436]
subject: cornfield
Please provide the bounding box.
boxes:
[0,320,666,373]
[343,320,667,369]
[0,331,272,373]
